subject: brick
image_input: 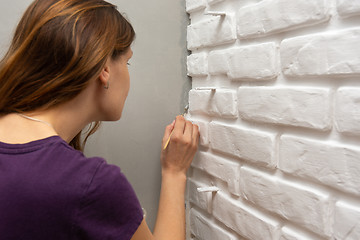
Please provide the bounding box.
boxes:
[189,120,209,147]
[240,166,331,237]
[189,89,237,118]
[186,0,206,13]
[208,43,278,80]
[335,87,360,136]
[209,122,276,168]
[187,53,208,77]
[208,0,224,5]
[337,0,360,18]
[188,179,212,213]
[208,50,228,76]
[279,135,360,195]
[184,0,360,238]
[281,28,360,77]
[187,15,236,50]
[190,208,238,240]
[237,0,330,39]
[280,226,323,240]
[191,151,241,196]
[208,50,231,75]
[334,201,360,239]
[213,191,280,239]
[237,87,331,130]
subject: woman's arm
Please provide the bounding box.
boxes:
[131,115,199,240]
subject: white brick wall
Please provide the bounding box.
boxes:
[190,208,239,240]
[237,87,332,130]
[236,0,330,39]
[281,28,360,77]
[208,43,278,80]
[337,0,360,18]
[334,201,360,239]
[335,87,360,135]
[189,89,238,118]
[185,0,360,239]
[187,14,236,50]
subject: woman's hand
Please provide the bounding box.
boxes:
[160,115,200,177]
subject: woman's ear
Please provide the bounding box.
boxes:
[99,64,110,88]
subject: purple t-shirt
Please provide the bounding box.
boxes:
[0,136,143,240]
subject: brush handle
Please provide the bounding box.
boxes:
[163,131,174,150]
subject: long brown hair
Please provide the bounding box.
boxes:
[0,0,135,151]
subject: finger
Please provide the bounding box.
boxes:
[183,120,193,140]
[192,124,200,147]
[170,119,176,129]
[173,115,186,135]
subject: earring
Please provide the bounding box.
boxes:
[104,81,109,89]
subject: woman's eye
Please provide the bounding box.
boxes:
[127,63,131,66]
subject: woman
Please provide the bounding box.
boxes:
[0,0,199,239]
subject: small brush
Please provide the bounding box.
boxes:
[163,105,189,150]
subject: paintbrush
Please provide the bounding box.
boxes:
[163,105,189,150]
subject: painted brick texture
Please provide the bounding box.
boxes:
[281,28,360,77]
[236,0,330,39]
[208,43,278,80]
[185,0,360,239]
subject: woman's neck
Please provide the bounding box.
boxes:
[0,78,100,144]
[35,99,96,143]
[0,99,96,144]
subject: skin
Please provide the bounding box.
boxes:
[0,48,200,240]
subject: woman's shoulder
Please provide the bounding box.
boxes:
[45,136,138,203]
[35,135,142,216]
[32,135,106,169]
[42,136,116,186]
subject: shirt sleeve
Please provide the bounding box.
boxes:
[74,159,143,240]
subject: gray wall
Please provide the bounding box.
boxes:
[0,0,189,231]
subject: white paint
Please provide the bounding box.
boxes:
[187,53,208,77]
[186,0,360,239]
[192,151,241,196]
[197,186,220,193]
[185,0,206,13]
[334,201,360,239]
[240,166,331,236]
[209,122,276,167]
[187,14,236,50]
[236,0,330,38]
[213,191,281,239]
[281,28,360,77]
[335,87,360,136]
[208,43,279,80]
[237,87,332,130]
[280,226,323,240]
[189,89,237,118]
[279,135,360,195]
[205,11,226,16]
[194,87,216,91]
[190,208,238,240]
[337,0,360,18]
[190,121,209,147]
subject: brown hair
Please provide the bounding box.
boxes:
[0,0,135,151]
